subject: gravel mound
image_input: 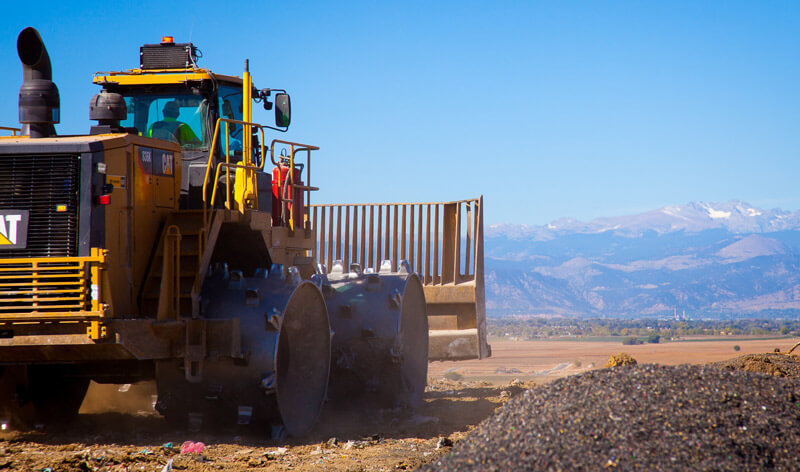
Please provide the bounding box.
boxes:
[605,352,638,368]
[422,364,800,471]
[713,353,800,378]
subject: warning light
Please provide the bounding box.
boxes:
[161,36,174,44]
[55,204,67,212]
[96,195,111,205]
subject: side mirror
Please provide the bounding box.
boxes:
[275,93,291,128]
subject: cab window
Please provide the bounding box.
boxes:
[120,93,210,150]
[218,85,243,139]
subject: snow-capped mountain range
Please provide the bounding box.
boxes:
[488,201,800,240]
[484,201,800,318]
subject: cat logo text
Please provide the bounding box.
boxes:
[0,210,29,249]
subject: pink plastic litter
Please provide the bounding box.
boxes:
[180,441,206,454]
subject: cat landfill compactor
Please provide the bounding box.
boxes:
[0,27,490,436]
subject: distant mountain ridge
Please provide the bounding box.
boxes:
[484,201,800,318]
[488,200,800,241]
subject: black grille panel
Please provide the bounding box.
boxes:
[0,153,80,257]
[140,43,197,69]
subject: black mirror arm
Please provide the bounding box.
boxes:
[262,124,289,133]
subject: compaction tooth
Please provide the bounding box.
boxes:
[266,308,282,330]
[205,384,222,400]
[228,270,243,288]
[245,288,260,306]
[398,260,411,274]
[237,406,253,425]
[389,289,402,308]
[288,266,302,285]
[260,373,277,392]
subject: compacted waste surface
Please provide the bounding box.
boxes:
[423,363,800,471]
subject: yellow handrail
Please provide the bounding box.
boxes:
[200,122,321,232]
[201,117,267,226]
[0,126,21,136]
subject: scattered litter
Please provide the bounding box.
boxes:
[499,390,511,399]
[180,441,205,454]
[139,448,152,455]
[310,446,323,455]
[118,384,131,393]
[436,437,454,449]
[343,440,369,450]
[509,378,521,386]
[160,459,173,472]
[233,448,253,456]
[326,437,338,447]
[161,443,174,450]
[265,447,288,457]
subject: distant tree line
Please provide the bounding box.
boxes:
[488,317,800,341]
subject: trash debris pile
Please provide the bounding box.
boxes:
[423,364,800,471]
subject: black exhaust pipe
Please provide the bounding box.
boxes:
[17,27,59,138]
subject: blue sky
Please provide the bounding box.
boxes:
[2,1,799,225]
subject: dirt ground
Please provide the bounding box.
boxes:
[0,336,794,471]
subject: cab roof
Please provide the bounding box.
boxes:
[93,68,242,87]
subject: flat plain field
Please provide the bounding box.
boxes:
[427,336,796,383]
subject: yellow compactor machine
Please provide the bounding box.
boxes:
[0,27,490,436]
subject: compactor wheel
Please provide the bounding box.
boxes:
[324,260,429,411]
[389,272,428,408]
[155,264,331,437]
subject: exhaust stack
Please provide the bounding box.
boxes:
[17,27,59,138]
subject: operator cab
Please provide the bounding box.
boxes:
[93,37,286,209]
[117,84,245,152]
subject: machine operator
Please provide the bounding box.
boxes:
[147,101,201,145]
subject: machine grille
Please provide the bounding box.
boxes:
[0,153,80,257]
[140,43,197,69]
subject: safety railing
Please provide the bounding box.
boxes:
[0,249,107,336]
[200,119,320,231]
[201,118,266,227]
[0,126,21,136]
[310,197,483,285]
